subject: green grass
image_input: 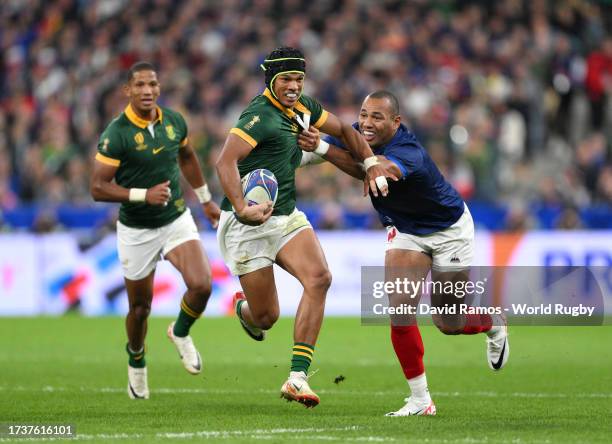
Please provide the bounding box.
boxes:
[1,317,611,443]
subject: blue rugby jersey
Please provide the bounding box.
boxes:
[324,123,464,235]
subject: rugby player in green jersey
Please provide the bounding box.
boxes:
[90,62,221,399]
[216,47,396,408]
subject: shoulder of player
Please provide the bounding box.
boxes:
[100,114,130,141]
[159,106,186,124]
[296,94,321,113]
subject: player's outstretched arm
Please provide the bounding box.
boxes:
[215,134,272,226]
[90,160,170,206]
[178,142,220,228]
[318,113,392,197]
[298,126,365,180]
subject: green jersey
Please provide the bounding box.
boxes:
[220,88,329,216]
[95,104,189,228]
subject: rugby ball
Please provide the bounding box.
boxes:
[241,169,278,206]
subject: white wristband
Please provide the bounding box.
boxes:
[129,188,147,202]
[194,184,212,204]
[314,140,329,156]
[363,155,380,170]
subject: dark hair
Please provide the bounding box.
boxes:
[368,90,400,116]
[127,61,156,82]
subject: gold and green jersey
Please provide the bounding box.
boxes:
[221,88,329,216]
[95,104,189,228]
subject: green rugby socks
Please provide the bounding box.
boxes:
[173,297,201,337]
[126,344,146,368]
[291,342,315,374]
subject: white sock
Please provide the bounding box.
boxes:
[487,314,501,337]
[407,373,430,402]
[289,371,307,380]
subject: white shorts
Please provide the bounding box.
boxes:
[217,208,311,276]
[386,204,474,271]
[117,208,200,280]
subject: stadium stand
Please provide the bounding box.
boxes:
[1,0,611,231]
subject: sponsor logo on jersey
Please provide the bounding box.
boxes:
[152,146,165,154]
[244,115,260,130]
[165,125,176,140]
[290,123,299,133]
[102,138,110,152]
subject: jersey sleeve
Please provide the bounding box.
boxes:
[297,95,329,129]
[384,142,423,179]
[229,110,275,148]
[322,134,346,150]
[95,124,124,167]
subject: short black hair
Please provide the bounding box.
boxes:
[127,61,156,82]
[367,90,400,116]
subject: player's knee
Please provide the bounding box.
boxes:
[433,315,462,335]
[186,276,212,298]
[130,304,151,322]
[253,309,279,330]
[305,268,332,294]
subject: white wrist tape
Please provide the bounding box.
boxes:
[299,151,326,167]
[314,140,329,156]
[194,184,212,204]
[363,155,380,170]
[129,188,147,202]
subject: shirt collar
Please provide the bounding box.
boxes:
[124,103,163,129]
[262,88,297,118]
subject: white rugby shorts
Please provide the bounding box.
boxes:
[217,208,311,276]
[386,204,474,271]
[116,208,200,280]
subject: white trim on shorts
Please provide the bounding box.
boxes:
[116,208,200,280]
[385,204,474,271]
[217,208,312,276]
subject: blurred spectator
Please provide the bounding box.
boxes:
[585,36,612,131]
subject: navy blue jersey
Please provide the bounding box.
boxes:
[324,123,464,235]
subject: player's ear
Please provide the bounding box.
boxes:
[393,114,401,130]
[122,83,131,98]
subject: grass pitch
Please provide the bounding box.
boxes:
[1,317,611,443]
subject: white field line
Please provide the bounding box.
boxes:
[1,385,611,399]
[0,431,555,444]
[0,427,376,443]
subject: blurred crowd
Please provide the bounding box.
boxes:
[1,0,612,231]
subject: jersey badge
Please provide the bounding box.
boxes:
[165,125,176,140]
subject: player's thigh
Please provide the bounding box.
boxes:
[430,268,471,331]
[385,249,432,326]
[238,266,279,318]
[124,270,156,311]
[165,240,211,289]
[116,221,163,281]
[276,228,331,291]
